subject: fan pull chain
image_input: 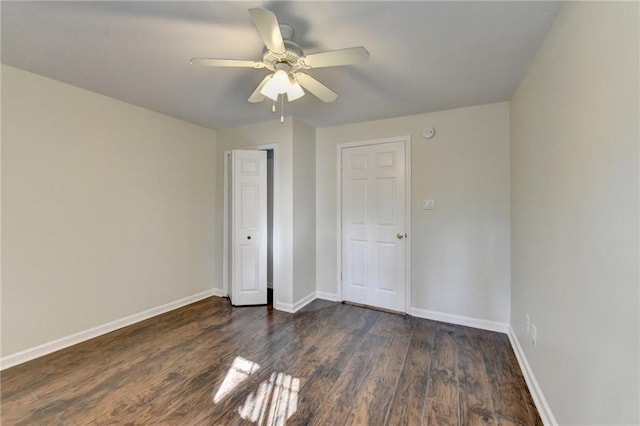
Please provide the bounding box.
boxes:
[280,95,284,124]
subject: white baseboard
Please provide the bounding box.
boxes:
[274,301,294,313]
[274,291,318,313]
[293,292,317,312]
[409,307,508,334]
[1,289,221,370]
[315,291,340,302]
[507,326,557,426]
[210,287,226,298]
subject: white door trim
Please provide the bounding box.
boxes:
[336,135,412,312]
[223,144,279,304]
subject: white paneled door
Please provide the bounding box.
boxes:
[341,140,407,312]
[231,149,267,306]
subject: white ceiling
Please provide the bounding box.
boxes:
[1,1,561,130]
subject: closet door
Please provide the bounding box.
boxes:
[230,149,267,306]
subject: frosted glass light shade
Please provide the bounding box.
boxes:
[260,69,305,102]
[260,70,289,101]
[286,80,305,101]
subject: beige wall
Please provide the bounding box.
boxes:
[2,65,218,357]
[510,2,639,424]
[316,102,511,325]
[292,120,316,304]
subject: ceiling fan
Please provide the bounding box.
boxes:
[190,8,370,104]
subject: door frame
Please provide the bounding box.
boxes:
[223,144,279,304]
[336,135,412,312]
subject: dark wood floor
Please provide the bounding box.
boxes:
[1,297,541,425]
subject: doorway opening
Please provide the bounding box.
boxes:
[223,146,277,307]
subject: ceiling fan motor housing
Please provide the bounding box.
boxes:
[262,24,305,72]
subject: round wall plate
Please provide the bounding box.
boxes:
[422,127,436,139]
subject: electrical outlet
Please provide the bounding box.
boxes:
[525,314,530,332]
[531,324,537,347]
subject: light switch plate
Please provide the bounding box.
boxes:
[422,199,435,210]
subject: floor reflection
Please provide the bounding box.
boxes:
[238,371,300,425]
[213,356,300,425]
[213,356,260,403]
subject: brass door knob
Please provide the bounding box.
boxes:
[396,232,405,240]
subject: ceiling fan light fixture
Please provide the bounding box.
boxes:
[192,8,371,106]
[286,78,305,102]
[260,69,289,101]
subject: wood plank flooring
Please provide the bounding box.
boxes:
[1,297,542,425]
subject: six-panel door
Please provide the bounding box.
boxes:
[341,141,406,312]
[231,149,267,306]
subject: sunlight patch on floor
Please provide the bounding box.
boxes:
[238,371,300,425]
[213,356,260,404]
[213,356,301,425]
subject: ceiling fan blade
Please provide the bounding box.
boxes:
[294,73,337,102]
[190,58,265,68]
[248,75,272,103]
[302,46,370,69]
[249,8,285,54]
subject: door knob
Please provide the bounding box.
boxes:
[396,232,405,240]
